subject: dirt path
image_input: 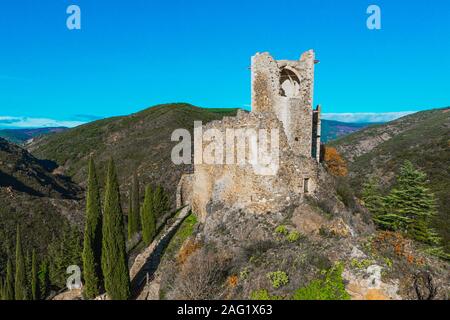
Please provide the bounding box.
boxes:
[129,205,191,299]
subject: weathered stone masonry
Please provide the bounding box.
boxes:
[178,50,322,222]
[251,50,321,161]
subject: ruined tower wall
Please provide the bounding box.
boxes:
[184,111,319,222]
[251,50,317,159]
[177,50,322,221]
[251,53,280,114]
[312,105,322,161]
[298,50,315,112]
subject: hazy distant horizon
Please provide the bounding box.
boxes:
[0,107,426,129]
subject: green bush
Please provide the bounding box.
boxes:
[287,231,301,243]
[292,263,350,300]
[249,289,282,300]
[350,258,373,270]
[239,267,249,280]
[275,225,288,235]
[267,271,289,289]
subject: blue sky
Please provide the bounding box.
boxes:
[0,0,449,127]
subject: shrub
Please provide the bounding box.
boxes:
[323,146,348,177]
[266,271,289,289]
[275,225,288,235]
[242,240,276,263]
[336,178,356,209]
[293,263,350,300]
[239,267,249,280]
[350,258,373,270]
[249,289,282,300]
[287,231,301,243]
[227,275,239,288]
[173,248,230,300]
[177,238,202,265]
[383,257,393,268]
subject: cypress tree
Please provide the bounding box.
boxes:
[101,159,130,300]
[128,172,141,239]
[4,258,14,300]
[0,277,4,300]
[82,157,103,299]
[141,186,156,245]
[25,250,32,299]
[31,250,38,300]
[127,188,133,240]
[153,185,169,218]
[38,260,49,299]
[14,226,28,300]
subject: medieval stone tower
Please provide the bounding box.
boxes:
[177,50,323,222]
[251,50,321,161]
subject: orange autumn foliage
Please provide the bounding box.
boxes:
[323,146,348,177]
[372,231,424,266]
[177,239,202,265]
[227,275,239,288]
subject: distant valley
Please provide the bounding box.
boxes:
[0,112,373,145]
[0,127,68,144]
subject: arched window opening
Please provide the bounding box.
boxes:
[279,68,301,97]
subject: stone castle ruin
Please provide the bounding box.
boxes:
[178,50,323,222]
[252,50,321,161]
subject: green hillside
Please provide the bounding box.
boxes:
[0,127,68,144]
[321,120,375,143]
[28,103,238,203]
[330,108,450,251]
[0,137,83,276]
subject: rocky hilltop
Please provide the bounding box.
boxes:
[1,104,448,301]
[155,107,449,301]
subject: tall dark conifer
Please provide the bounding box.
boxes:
[82,157,103,299]
[38,260,49,299]
[0,277,4,300]
[101,159,130,300]
[128,172,141,239]
[14,226,28,300]
[4,258,14,300]
[374,161,441,245]
[153,185,169,218]
[31,250,38,300]
[141,186,156,245]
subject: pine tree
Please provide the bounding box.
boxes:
[82,157,103,299]
[128,172,141,240]
[31,250,38,300]
[141,186,156,246]
[362,178,384,216]
[374,161,441,245]
[4,258,14,300]
[14,226,28,300]
[48,224,82,288]
[101,159,130,300]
